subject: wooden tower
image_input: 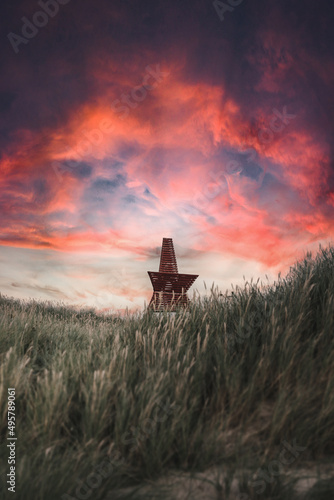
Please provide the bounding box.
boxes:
[148,238,198,311]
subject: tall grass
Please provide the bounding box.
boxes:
[0,245,334,499]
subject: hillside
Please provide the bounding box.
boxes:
[0,245,334,499]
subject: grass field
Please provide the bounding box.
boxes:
[1,245,334,499]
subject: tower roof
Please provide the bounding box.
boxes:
[148,237,198,311]
[159,237,178,273]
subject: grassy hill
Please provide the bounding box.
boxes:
[0,245,334,499]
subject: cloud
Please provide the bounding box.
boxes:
[0,0,333,308]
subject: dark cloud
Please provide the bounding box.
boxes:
[11,281,70,299]
[71,162,93,179]
[240,162,263,182]
[1,0,333,150]
[0,0,333,303]
[0,91,17,113]
[122,194,137,204]
[93,174,125,192]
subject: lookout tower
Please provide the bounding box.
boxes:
[148,238,198,311]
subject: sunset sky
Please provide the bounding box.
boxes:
[1,0,334,311]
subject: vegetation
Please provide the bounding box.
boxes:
[1,245,334,499]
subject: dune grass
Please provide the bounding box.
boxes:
[0,245,334,499]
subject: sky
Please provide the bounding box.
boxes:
[0,0,334,312]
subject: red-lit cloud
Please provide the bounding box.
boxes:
[1,0,334,308]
